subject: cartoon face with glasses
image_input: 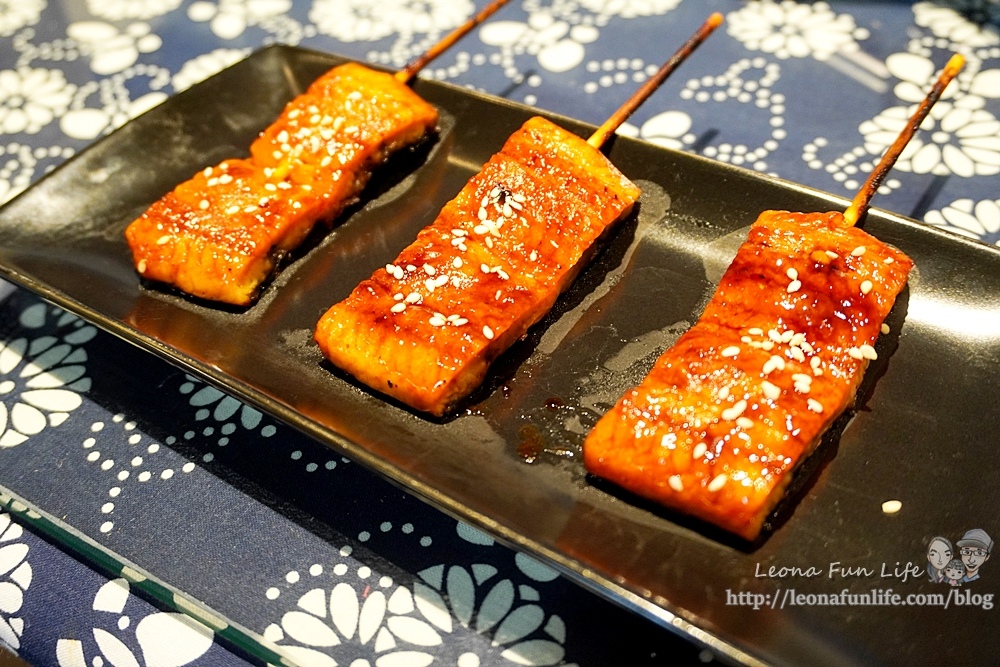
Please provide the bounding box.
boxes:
[956,528,992,583]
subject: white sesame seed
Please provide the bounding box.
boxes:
[668,475,683,492]
[881,323,890,334]
[481,263,490,273]
[425,279,436,293]
[320,156,332,167]
[814,368,823,377]
[768,329,782,343]
[243,205,257,213]
[218,174,233,184]
[761,381,781,400]
[258,197,269,207]
[807,398,824,413]
[881,499,902,514]
[513,193,525,203]
[347,91,362,101]
[490,186,501,199]
[790,347,805,363]
[454,318,468,326]
[510,200,522,211]
[207,177,219,187]
[203,167,213,177]
[860,344,878,360]
[721,346,740,358]
[423,264,435,276]
[199,199,209,209]
[483,325,494,340]
[393,293,404,301]
[810,356,821,369]
[884,257,894,264]
[429,315,446,327]
[495,290,501,300]
[826,250,838,259]
[406,292,421,304]
[453,257,463,269]
[736,417,754,429]
[225,205,240,215]
[503,202,513,217]
[406,265,417,272]
[708,474,727,493]
[484,238,492,249]
[721,400,747,421]
[748,328,763,336]
[780,330,794,343]
[786,268,798,280]
[478,207,487,220]
[390,303,406,313]
[794,381,811,394]
[848,347,864,360]
[452,229,466,237]
[860,280,873,295]
[137,259,147,274]
[156,235,170,245]
[792,373,812,383]
[801,341,814,354]
[529,250,537,262]
[386,263,396,274]
[790,333,805,347]
[762,355,786,375]
[474,224,489,235]
[718,386,730,400]
[393,268,404,280]
[435,275,448,287]
[761,341,775,351]
[693,443,707,459]
[787,279,802,293]
[851,246,867,257]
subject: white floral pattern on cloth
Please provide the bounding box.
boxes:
[179,375,278,440]
[66,21,163,76]
[0,67,75,135]
[925,197,1000,244]
[80,413,200,534]
[188,0,294,40]
[55,578,215,667]
[857,52,1000,178]
[912,0,1000,50]
[86,0,184,22]
[726,0,870,61]
[0,0,43,38]
[0,303,94,448]
[261,522,567,666]
[0,511,31,652]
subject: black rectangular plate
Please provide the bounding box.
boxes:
[2,45,1000,665]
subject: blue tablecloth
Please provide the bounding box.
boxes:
[1,1,998,666]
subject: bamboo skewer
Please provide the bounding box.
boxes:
[396,0,512,84]
[587,12,724,149]
[843,53,965,227]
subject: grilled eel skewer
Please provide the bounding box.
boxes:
[584,54,964,540]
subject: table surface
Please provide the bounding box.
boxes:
[1,1,998,666]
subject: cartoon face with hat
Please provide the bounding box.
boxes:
[957,528,992,583]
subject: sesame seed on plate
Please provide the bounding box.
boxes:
[137,259,147,274]
[881,323,890,334]
[881,499,902,514]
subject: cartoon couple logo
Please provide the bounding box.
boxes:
[927,529,992,586]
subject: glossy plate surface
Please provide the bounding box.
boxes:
[2,46,999,665]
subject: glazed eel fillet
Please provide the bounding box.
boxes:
[584,210,913,540]
[315,116,641,416]
[125,63,439,306]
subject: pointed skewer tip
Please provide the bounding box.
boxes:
[842,53,965,227]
